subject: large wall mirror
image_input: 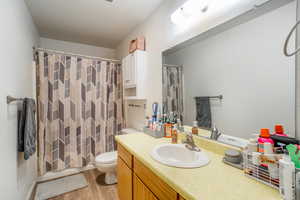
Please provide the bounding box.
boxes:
[162,0,296,139]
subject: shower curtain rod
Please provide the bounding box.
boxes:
[33,47,120,63]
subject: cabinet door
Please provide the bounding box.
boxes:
[123,55,131,87]
[123,54,136,88]
[134,174,158,200]
[129,53,136,86]
[117,157,132,200]
[134,159,178,200]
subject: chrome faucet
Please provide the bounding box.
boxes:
[210,124,221,140]
[182,132,201,152]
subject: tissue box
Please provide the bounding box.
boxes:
[129,36,145,53]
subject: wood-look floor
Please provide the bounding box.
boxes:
[48,169,120,200]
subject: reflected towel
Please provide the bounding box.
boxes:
[195,97,212,128]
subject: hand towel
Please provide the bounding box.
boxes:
[195,97,212,129]
[18,98,36,160]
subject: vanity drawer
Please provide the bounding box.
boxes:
[118,143,133,169]
[134,158,177,200]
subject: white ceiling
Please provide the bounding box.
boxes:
[25,0,165,48]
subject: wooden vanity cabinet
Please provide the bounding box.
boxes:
[117,157,132,200]
[117,143,183,200]
[134,174,158,200]
[117,144,133,200]
[134,158,177,200]
[118,144,133,168]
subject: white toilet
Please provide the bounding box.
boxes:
[95,151,118,185]
[95,128,140,184]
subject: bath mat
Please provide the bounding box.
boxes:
[35,173,88,200]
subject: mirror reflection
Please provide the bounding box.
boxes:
[162,1,296,140]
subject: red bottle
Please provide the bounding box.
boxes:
[258,129,274,153]
[273,125,287,137]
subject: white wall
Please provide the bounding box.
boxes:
[0,1,40,200]
[296,0,300,139]
[40,37,116,59]
[165,2,296,139]
[116,0,294,119]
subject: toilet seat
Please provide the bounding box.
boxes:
[95,151,117,164]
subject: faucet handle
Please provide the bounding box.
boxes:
[212,124,218,131]
[186,131,192,136]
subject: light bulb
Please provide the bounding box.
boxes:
[171,0,210,25]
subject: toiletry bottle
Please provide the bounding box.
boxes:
[274,125,288,137]
[247,138,258,153]
[192,121,199,135]
[153,121,157,131]
[279,152,295,200]
[286,144,300,169]
[157,105,161,122]
[164,122,172,138]
[177,118,184,132]
[172,125,178,144]
[264,142,274,154]
[169,112,174,123]
[258,129,274,153]
[296,170,300,200]
[145,116,150,128]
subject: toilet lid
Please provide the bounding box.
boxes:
[95,151,117,164]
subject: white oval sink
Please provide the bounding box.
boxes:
[150,144,210,168]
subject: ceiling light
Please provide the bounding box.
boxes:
[171,0,210,25]
[182,0,209,15]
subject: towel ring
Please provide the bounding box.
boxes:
[284,20,300,57]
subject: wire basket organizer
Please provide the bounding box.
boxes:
[243,151,283,189]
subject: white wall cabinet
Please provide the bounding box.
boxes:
[123,53,136,88]
[122,50,147,100]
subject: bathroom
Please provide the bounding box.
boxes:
[1,0,300,199]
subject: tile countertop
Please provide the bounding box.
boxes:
[115,133,282,200]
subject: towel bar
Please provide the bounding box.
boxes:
[194,95,223,100]
[7,96,24,104]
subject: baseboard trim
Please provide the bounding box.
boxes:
[25,181,37,200]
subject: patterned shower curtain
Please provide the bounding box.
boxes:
[162,66,184,120]
[36,51,123,175]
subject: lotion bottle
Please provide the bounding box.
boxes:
[279,152,295,200]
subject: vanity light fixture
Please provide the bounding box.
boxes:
[171,0,210,25]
